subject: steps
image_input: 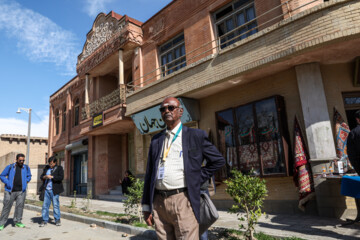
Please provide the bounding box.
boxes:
[97,185,128,202]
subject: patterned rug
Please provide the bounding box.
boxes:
[293,117,315,211]
[334,108,353,171]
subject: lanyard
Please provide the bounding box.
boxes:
[162,124,182,161]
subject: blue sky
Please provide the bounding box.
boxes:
[0,0,171,137]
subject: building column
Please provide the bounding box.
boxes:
[48,105,54,157]
[119,49,124,85]
[295,62,337,216]
[85,74,90,118]
[87,136,95,197]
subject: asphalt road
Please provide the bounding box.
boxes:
[0,208,148,240]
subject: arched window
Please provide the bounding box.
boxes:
[74,98,80,126]
[62,105,66,132]
[55,109,60,135]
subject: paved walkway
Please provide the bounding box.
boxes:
[0,208,148,240]
[1,194,360,239]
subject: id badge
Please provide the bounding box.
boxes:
[158,166,165,179]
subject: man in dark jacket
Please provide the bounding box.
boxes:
[347,110,360,174]
[0,153,31,230]
[142,97,225,240]
[39,156,64,227]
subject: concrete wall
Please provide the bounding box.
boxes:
[0,137,48,167]
[0,152,45,196]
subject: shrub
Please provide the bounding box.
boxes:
[123,176,144,223]
[225,170,268,240]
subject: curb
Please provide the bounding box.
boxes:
[0,199,157,239]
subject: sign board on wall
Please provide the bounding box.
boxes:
[92,112,103,128]
[132,97,200,134]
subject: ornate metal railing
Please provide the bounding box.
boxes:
[81,84,126,120]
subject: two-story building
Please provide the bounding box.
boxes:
[49,0,360,218]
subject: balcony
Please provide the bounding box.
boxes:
[82,85,126,120]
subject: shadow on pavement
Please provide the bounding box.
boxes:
[259,214,360,240]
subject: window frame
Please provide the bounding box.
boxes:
[55,109,60,135]
[62,104,66,132]
[215,95,291,179]
[74,98,80,127]
[213,0,258,49]
[158,32,186,77]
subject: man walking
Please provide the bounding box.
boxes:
[347,109,360,174]
[39,156,64,227]
[142,97,225,240]
[0,153,32,230]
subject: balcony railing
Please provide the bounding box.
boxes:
[82,85,126,120]
[126,0,323,92]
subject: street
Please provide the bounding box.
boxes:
[0,208,148,240]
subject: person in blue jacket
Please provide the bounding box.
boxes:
[0,153,32,230]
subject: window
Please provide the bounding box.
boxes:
[159,33,186,76]
[214,0,258,49]
[216,96,290,179]
[74,98,80,126]
[342,92,360,129]
[62,105,66,132]
[55,109,60,135]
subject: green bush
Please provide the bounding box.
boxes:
[225,170,268,240]
[123,176,144,223]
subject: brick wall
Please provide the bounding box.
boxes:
[127,0,360,115]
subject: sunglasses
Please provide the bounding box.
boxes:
[18,160,25,163]
[159,105,179,113]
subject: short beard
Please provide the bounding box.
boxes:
[17,162,24,168]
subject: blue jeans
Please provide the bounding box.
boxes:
[42,189,60,222]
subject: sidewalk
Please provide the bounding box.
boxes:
[2,194,360,239]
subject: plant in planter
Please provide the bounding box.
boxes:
[225,170,268,240]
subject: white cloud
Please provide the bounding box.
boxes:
[83,0,114,17]
[0,115,49,138]
[0,0,79,75]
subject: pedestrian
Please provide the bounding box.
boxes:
[0,153,32,230]
[347,109,360,174]
[39,156,64,227]
[119,170,134,195]
[142,97,225,240]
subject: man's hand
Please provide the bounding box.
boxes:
[143,211,154,226]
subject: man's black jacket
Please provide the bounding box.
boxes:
[347,125,360,174]
[40,165,64,195]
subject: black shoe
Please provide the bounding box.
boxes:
[39,221,47,227]
[55,220,61,226]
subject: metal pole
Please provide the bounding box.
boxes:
[26,108,32,166]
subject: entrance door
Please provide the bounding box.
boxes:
[73,153,88,195]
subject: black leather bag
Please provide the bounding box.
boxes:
[39,183,45,201]
[199,192,219,235]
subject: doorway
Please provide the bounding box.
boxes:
[73,153,88,195]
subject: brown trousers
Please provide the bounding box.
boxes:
[153,191,199,240]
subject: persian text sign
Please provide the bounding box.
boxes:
[132,98,199,134]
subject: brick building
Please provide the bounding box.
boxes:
[0,134,48,194]
[49,0,360,218]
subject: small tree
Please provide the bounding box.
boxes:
[225,170,267,240]
[123,176,144,223]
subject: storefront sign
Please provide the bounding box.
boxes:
[132,98,200,134]
[92,112,103,128]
